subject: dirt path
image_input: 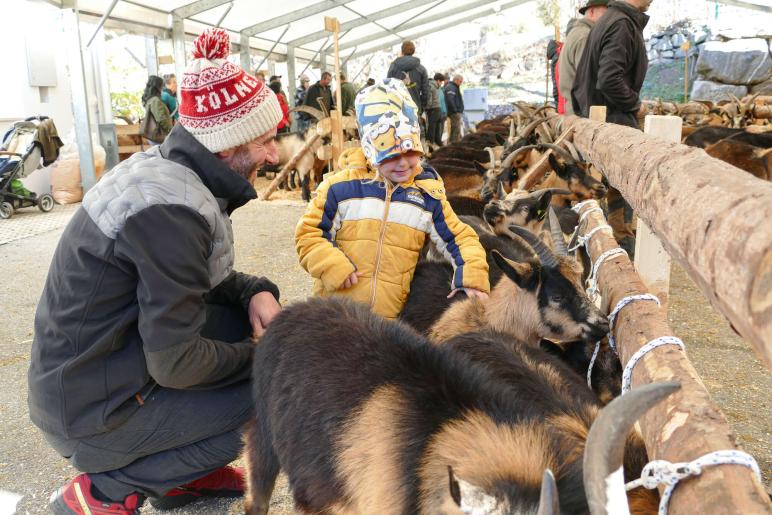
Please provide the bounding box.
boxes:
[0,197,768,514]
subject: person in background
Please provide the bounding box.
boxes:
[254,70,266,84]
[303,71,334,114]
[425,73,442,146]
[338,72,356,115]
[269,81,291,133]
[436,74,448,145]
[161,74,179,122]
[558,0,609,115]
[444,74,464,143]
[295,78,489,321]
[141,75,173,144]
[571,0,652,259]
[295,74,311,131]
[387,41,430,114]
[36,28,283,515]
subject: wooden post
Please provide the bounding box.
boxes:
[565,115,772,368]
[634,115,681,308]
[325,16,344,170]
[682,41,691,103]
[574,201,770,514]
[258,132,321,201]
[589,105,606,122]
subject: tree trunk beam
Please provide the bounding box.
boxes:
[575,201,771,514]
[259,132,322,201]
[565,115,772,369]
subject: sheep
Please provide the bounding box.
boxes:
[428,225,608,346]
[243,297,660,515]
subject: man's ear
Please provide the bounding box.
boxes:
[217,148,235,159]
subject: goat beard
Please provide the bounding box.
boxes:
[223,145,260,182]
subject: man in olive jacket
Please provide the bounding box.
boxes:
[558,0,608,115]
[571,0,651,259]
[571,0,651,127]
[34,29,285,515]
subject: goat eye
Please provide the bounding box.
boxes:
[550,295,564,303]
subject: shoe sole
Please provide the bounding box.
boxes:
[149,489,242,511]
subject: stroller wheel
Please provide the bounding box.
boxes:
[38,194,55,213]
[0,201,13,219]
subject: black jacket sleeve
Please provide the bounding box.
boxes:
[419,65,431,109]
[596,20,641,114]
[205,271,279,311]
[114,204,255,389]
[445,86,458,114]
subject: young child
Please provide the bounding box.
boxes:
[295,78,489,320]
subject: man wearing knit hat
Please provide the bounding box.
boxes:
[31,29,283,514]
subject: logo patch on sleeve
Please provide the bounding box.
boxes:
[406,189,426,206]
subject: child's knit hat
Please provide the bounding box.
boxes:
[354,78,424,167]
[178,28,282,153]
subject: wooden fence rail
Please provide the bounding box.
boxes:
[564,115,772,369]
[575,200,770,514]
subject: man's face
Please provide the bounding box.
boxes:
[320,75,331,87]
[454,77,463,86]
[628,0,653,11]
[301,80,310,89]
[218,129,279,181]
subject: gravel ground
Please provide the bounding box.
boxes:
[0,197,768,514]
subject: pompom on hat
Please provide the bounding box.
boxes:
[178,28,282,153]
[354,78,424,168]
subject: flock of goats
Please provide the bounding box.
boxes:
[243,95,770,514]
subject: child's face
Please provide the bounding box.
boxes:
[378,151,421,183]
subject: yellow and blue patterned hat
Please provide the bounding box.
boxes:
[355,78,424,167]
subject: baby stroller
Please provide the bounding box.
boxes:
[0,116,58,219]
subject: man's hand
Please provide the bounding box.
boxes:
[339,271,364,290]
[447,288,489,300]
[248,291,282,338]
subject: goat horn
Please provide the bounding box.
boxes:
[501,144,541,169]
[584,382,681,515]
[548,207,568,256]
[509,225,559,268]
[536,469,560,515]
[562,140,581,162]
[485,146,496,168]
[290,105,325,121]
[518,117,551,139]
[535,143,577,165]
[496,176,507,200]
[509,119,515,141]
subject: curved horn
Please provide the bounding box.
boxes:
[562,140,581,162]
[535,143,577,165]
[290,104,325,120]
[501,144,541,169]
[485,146,496,168]
[533,104,556,117]
[537,469,560,515]
[509,225,559,268]
[584,382,681,515]
[548,207,568,256]
[509,119,516,141]
[496,176,507,200]
[518,117,551,139]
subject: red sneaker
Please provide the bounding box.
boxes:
[50,473,143,515]
[148,466,245,510]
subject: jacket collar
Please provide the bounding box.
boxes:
[159,124,257,213]
[609,1,649,30]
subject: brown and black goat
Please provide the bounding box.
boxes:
[243,297,662,514]
[704,139,772,181]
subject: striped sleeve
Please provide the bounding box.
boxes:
[294,179,356,292]
[428,196,490,293]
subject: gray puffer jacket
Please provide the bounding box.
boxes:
[28,124,279,439]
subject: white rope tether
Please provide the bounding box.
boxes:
[586,248,628,301]
[607,294,661,353]
[625,450,762,515]
[587,340,602,388]
[571,199,599,213]
[568,224,613,252]
[621,336,685,394]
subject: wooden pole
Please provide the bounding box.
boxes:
[325,16,344,170]
[574,201,771,514]
[565,114,772,369]
[682,41,691,103]
[258,132,321,201]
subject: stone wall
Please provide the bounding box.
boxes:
[692,37,772,101]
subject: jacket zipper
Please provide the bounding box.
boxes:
[370,182,393,308]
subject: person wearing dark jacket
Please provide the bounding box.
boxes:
[444,74,465,143]
[302,71,334,116]
[387,40,430,112]
[571,0,651,259]
[34,29,284,515]
[141,76,173,144]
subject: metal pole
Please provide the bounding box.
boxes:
[299,37,330,76]
[240,32,251,72]
[341,47,357,68]
[215,1,233,27]
[172,14,186,103]
[287,45,297,131]
[351,53,376,84]
[145,35,158,76]
[255,24,291,74]
[85,0,120,48]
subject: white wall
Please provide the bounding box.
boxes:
[0,1,74,141]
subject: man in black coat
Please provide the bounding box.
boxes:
[571,0,652,259]
[387,40,430,112]
[302,71,334,116]
[571,0,651,128]
[444,74,465,143]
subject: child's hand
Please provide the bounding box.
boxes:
[447,288,488,300]
[339,271,364,290]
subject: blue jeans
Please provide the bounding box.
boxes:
[43,304,254,500]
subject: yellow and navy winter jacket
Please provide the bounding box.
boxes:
[295,147,489,319]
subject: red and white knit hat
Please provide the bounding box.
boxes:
[179,28,282,153]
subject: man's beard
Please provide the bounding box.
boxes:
[223,145,259,181]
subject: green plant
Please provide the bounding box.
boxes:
[110,90,143,122]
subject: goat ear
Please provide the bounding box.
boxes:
[492,250,539,290]
[448,466,461,506]
[548,153,567,178]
